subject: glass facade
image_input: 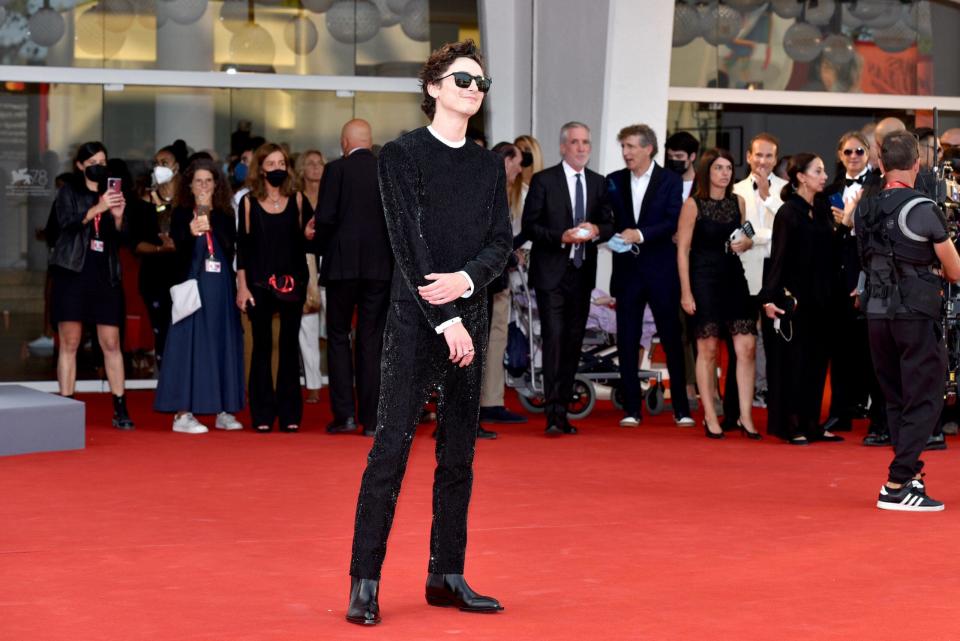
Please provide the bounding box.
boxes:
[0,0,479,383]
[1,0,480,76]
[671,0,960,97]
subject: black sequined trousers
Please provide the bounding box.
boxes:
[350,298,488,580]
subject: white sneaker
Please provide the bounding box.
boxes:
[619,415,641,427]
[675,416,696,427]
[215,412,243,431]
[173,413,208,434]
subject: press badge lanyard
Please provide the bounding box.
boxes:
[203,221,221,273]
[89,213,104,253]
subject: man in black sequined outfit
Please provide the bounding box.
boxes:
[344,40,512,626]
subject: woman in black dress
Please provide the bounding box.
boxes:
[129,145,182,371]
[236,143,315,433]
[678,148,760,439]
[154,159,246,434]
[760,153,844,445]
[49,141,133,428]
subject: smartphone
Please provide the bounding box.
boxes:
[829,192,844,210]
[107,177,122,193]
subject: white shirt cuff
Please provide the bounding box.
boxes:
[637,229,645,244]
[457,271,475,298]
[435,317,462,334]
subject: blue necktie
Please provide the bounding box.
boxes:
[574,173,585,268]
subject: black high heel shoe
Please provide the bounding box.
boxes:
[737,420,762,440]
[704,422,725,439]
[346,577,381,626]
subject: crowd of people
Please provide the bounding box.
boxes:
[44,96,960,449]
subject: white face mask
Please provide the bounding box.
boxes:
[154,165,175,185]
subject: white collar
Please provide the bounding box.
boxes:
[562,160,586,179]
[631,162,655,182]
[846,167,869,180]
[751,172,772,186]
[427,125,466,148]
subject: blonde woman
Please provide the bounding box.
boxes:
[296,149,326,403]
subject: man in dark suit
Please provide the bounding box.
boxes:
[522,121,613,435]
[605,124,693,427]
[317,119,393,436]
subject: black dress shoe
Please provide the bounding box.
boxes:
[862,431,891,447]
[346,577,381,626]
[545,423,563,436]
[479,406,528,424]
[560,422,578,435]
[425,573,503,613]
[477,426,498,440]
[924,433,947,451]
[326,417,357,434]
[821,416,852,433]
[816,433,845,443]
[362,425,376,437]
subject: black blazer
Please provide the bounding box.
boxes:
[315,148,393,284]
[824,169,882,294]
[521,163,613,291]
[605,163,683,296]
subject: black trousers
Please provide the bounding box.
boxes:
[142,288,172,370]
[350,299,488,579]
[325,279,390,427]
[535,263,593,424]
[247,293,303,427]
[828,296,873,419]
[868,317,946,483]
[617,279,691,419]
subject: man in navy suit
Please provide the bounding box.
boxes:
[522,121,613,435]
[605,124,693,427]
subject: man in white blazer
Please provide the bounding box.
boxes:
[732,132,787,407]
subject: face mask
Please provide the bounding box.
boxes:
[265,169,287,187]
[607,234,639,255]
[153,166,174,185]
[521,151,533,168]
[233,162,248,183]
[84,164,107,184]
[665,159,687,175]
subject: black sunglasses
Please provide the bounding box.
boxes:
[842,147,866,157]
[438,71,492,93]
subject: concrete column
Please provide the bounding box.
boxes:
[478,0,533,144]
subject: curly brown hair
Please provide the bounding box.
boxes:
[418,40,485,121]
[248,142,296,201]
[175,158,234,217]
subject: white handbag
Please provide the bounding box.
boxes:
[170,278,201,324]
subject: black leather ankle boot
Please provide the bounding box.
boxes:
[112,394,134,430]
[425,573,503,612]
[346,577,380,625]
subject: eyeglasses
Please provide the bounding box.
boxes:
[438,71,492,93]
[842,147,866,157]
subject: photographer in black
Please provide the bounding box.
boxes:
[857,131,960,511]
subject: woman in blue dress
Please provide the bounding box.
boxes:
[154,159,246,434]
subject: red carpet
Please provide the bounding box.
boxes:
[2,390,960,641]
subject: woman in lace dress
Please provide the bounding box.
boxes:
[678,148,760,440]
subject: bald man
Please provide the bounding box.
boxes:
[317,119,394,435]
[941,128,960,151]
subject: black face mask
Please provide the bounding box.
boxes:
[665,159,688,175]
[84,164,108,184]
[520,151,533,168]
[265,169,288,187]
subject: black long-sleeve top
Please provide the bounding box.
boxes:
[169,205,237,284]
[760,193,837,311]
[377,127,513,329]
